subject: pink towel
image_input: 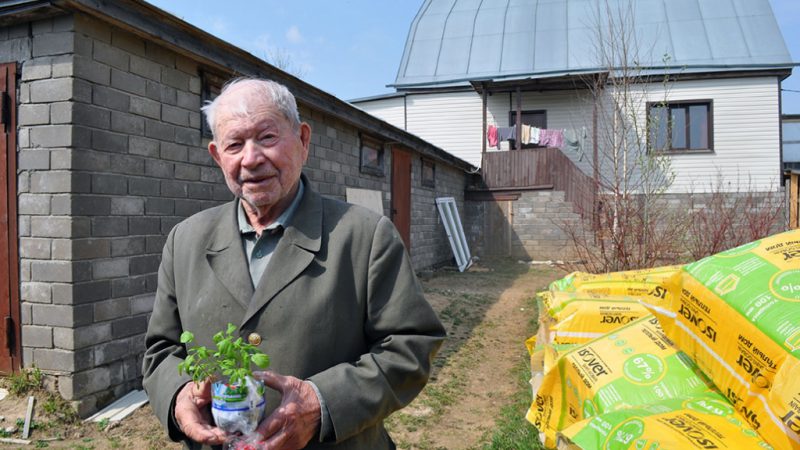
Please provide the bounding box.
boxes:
[487,125,498,148]
[539,129,563,148]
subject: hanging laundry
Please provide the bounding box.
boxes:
[530,126,541,145]
[539,128,564,148]
[521,124,531,145]
[496,127,516,150]
[487,125,498,148]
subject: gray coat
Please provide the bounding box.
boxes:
[142,182,445,449]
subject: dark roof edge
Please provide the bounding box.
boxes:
[348,92,405,103]
[2,0,474,171]
[390,63,798,90]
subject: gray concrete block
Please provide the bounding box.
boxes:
[175,199,203,216]
[31,260,86,283]
[160,85,177,105]
[131,294,155,315]
[111,30,145,56]
[129,255,159,276]
[111,274,149,297]
[175,55,198,76]
[31,125,91,149]
[128,177,160,196]
[32,31,74,57]
[201,167,224,183]
[51,54,74,78]
[160,142,187,162]
[92,174,128,195]
[145,159,173,178]
[175,126,201,147]
[50,102,72,124]
[20,303,32,326]
[18,193,50,215]
[65,195,112,216]
[145,119,174,141]
[29,78,73,103]
[33,348,75,372]
[22,325,53,348]
[145,198,174,215]
[129,55,160,81]
[91,217,128,237]
[176,90,199,110]
[111,154,145,176]
[30,171,71,193]
[128,217,159,236]
[95,339,130,365]
[30,216,74,238]
[20,237,51,259]
[146,236,167,255]
[144,41,175,67]
[93,41,128,70]
[159,218,181,235]
[92,258,129,279]
[52,14,74,32]
[93,298,130,322]
[111,236,146,257]
[21,282,51,304]
[111,68,147,96]
[52,279,111,305]
[161,104,189,126]
[161,67,189,90]
[73,55,111,85]
[144,79,160,101]
[129,136,159,157]
[92,129,128,153]
[189,75,201,94]
[74,102,111,129]
[187,147,214,166]
[21,58,52,81]
[54,322,111,350]
[160,180,187,197]
[52,237,110,260]
[174,163,200,181]
[130,96,160,120]
[111,315,148,339]
[111,197,145,215]
[187,183,212,200]
[110,111,145,135]
[0,38,32,64]
[31,17,53,34]
[75,14,111,42]
[32,303,93,328]
[61,366,110,399]
[93,85,130,112]
[73,31,92,57]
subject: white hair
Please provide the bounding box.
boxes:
[201,78,301,139]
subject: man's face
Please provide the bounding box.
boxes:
[208,88,310,213]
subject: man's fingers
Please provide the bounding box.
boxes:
[252,370,286,392]
[182,421,227,445]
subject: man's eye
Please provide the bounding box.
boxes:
[259,134,276,142]
[225,142,242,152]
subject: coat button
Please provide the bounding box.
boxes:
[248,333,262,346]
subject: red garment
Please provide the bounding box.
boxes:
[487,125,498,148]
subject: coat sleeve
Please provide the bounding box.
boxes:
[307,216,446,443]
[141,225,192,442]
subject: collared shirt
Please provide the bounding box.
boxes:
[235,179,333,442]
[237,180,305,288]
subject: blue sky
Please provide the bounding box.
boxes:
[148,0,800,112]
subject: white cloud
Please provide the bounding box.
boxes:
[286,25,304,44]
[210,18,228,35]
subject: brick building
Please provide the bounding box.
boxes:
[0,0,473,415]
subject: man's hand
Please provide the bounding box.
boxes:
[174,380,227,445]
[253,371,321,450]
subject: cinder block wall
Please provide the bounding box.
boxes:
[7,12,467,415]
[510,191,579,261]
[410,162,466,269]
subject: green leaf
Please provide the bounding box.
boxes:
[251,354,270,368]
[180,331,194,344]
[226,323,237,335]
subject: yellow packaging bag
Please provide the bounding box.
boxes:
[527,315,715,448]
[557,391,773,450]
[649,229,800,449]
[548,265,681,304]
[540,292,652,346]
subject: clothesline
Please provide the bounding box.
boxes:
[487,124,564,149]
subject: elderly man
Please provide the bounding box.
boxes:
[142,78,445,449]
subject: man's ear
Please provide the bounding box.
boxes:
[299,122,311,162]
[208,141,221,166]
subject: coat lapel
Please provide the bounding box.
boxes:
[243,183,323,326]
[205,201,254,311]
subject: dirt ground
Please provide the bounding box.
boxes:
[0,259,562,449]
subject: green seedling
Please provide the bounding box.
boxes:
[177,323,270,385]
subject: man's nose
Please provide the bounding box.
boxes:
[241,140,265,167]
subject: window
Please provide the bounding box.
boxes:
[201,71,226,139]
[421,158,435,188]
[648,101,712,152]
[360,134,385,176]
[508,110,547,149]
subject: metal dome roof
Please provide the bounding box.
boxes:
[392,0,794,89]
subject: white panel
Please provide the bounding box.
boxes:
[622,76,781,193]
[352,97,406,130]
[405,91,485,166]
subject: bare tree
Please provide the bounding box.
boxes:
[264,47,307,79]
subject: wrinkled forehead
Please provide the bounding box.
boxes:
[216,91,283,125]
